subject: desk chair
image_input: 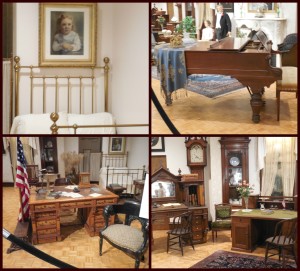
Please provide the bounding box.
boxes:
[167,211,194,256]
[99,201,149,269]
[275,34,297,121]
[211,203,232,242]
[265,218,297,268]
[54,178,71,186]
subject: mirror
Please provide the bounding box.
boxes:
[152,181,175,198]
[248,3,278,13]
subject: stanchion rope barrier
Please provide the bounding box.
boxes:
[3,228,76,269]
[151,88,180,134]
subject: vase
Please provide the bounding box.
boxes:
[243,196,249,210]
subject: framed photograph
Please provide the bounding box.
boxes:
[39,3,97,67]
[151,137,165,152]
[218,3,234,13]
[108,137,126,155]
[248,3,278,13]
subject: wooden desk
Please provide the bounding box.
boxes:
[152,203,208,244]
[231,209,297,252]
[29,185,118,244]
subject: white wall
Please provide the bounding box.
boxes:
[13,3,148,133]
[127,137,149,170]
[3,142,14,183]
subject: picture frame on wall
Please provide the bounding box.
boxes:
[108,137,126,155]
[39,3,97,66]
[218,3,234,13]
[151,137,165,152]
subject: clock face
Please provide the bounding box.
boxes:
[229,156,240,166]
[190,145,204,163]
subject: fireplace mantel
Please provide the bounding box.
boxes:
[235,17,287,49]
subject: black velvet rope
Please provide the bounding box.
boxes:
[151,88,180,135]
[3,228,76,269]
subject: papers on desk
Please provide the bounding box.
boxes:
[89,193,103,197]
[162,203,181,207]
[65,185,78,190]
[61,191,83,198]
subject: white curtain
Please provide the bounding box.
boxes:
[194,3,214,39]
[261,137,296,196]
[281,138,296,196]
[3,61,11,134]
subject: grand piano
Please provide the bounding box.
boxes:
[158,31,282,123]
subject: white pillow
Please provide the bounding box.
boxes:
[10,112,69,134]
[67,112,116,134]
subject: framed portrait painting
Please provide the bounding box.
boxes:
[151,137,165,152]
[39,3,97,67]
[218,3,234,13]
[108,137,126,155]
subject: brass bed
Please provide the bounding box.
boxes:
[10,56,148,134]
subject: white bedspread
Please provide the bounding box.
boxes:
[10,112,116,134]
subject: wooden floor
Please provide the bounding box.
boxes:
[151,79,297,134]
[2,187,149,269]
[152,230,274,269]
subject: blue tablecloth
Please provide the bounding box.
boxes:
[156,44,187,97]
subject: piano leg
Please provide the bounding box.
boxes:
[250,90,264,123]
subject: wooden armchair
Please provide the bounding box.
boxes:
[265,218,297,267]
[275,34,297,121]
[211,203,232,242]
[26,165,39,186]
[99,201,149,269]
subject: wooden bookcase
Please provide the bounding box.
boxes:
[39,137,58,173]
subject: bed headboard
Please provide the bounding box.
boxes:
[102,152,128,168]
[13,56,110,120]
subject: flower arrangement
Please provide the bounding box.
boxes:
[61,151,83,175]
[236,180,254,198]
[176,16,196,34]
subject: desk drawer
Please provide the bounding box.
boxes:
[193,209,208,215]
[34,211,56,219]
[232,217,250,223]
[36,219,56,228]
[60,201,93,208]
[96,199,117,206]
[37,228,57,235]
[35,204,56,211]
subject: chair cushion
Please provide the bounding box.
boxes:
[216,207,231,219]
[102,224,144,252]
[277,67,298,91]
[211,219,231,229]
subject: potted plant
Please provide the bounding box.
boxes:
[177,16,196,38]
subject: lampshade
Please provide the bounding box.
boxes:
[139,174,149,219]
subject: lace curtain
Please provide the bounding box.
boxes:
[261,137,296,197]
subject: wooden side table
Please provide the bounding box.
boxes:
[134,180,145,201]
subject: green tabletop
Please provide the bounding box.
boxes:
[231,209,297,220]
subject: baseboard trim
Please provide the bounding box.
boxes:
[3,182,14,187]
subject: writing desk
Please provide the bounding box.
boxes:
[29,185,118,244]
[231,209,297,252]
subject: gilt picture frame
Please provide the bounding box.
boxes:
[108,137,126,155]
[39,3,97,67]
[248,3,278,13]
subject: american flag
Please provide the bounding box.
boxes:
[15,138,30,222]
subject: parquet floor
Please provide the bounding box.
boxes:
[2,187,149,269]
[152,230,272,269]
[151,79,297,134]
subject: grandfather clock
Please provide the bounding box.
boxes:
[183,137,208,244]
[185,137,207,179]
[219,137,250,206]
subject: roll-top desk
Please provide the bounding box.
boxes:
[151,167,208,244]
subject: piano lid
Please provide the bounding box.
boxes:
[209,37,250,52]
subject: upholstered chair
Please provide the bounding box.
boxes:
[99,201,149,269]
[211,203,232,242]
